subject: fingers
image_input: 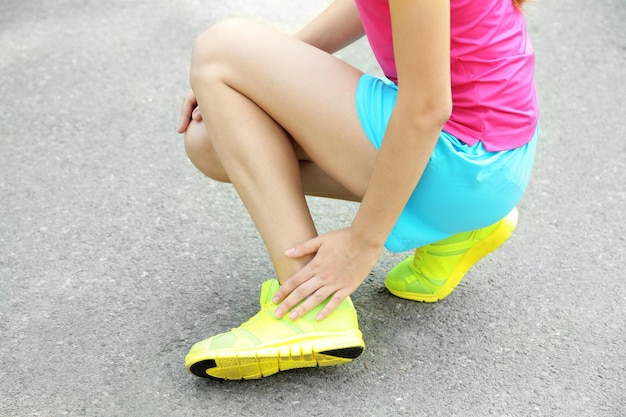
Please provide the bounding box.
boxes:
[271,268,308,312]
[192,106,203,122]
[272,258,353,321]
[176,91,199,134]
[271,229,372,321]
[288,289,345,321]
[315,293,346,321]
[178,106,203,134]
[287,288,329,321]
[284,237,321,258]
[273,276,346,321]
[272,236,323,316]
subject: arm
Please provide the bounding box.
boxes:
[274,0,451,320]
[351,0,452,247]
[294,0,364,53]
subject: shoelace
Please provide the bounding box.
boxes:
[413,248,424,265]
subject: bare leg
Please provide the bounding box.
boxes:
[184,119,360,201]
[189,19,377,284]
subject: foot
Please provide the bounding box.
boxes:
[385,208,518,302]
[185,279,365,380]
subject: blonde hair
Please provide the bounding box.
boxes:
[512,0,527,9]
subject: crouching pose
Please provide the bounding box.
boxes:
[177,0,538,380]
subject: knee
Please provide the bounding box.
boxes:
[184,120,230,183]
[190,18,250,87]
[192,18,250,56]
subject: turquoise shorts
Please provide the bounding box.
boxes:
[356,74,538,253]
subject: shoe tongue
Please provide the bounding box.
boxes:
[259,279,280,306]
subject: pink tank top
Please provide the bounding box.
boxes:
[354,0,538,151]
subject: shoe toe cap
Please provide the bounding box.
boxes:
[189,332,244,356]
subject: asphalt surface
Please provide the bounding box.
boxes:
[1,0,625,416]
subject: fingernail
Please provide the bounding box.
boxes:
[288,311,298,321]
[272,296,279,304]
[284,248,295,256]
[316,313,325,321]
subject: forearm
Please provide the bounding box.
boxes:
[351,104,448,249]
[294,0,364,54]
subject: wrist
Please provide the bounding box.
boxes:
[349,222,388,252]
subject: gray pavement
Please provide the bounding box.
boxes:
[1,0,625,416]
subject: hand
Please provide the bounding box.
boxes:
[176,90,203,134]
[272,228,383,321]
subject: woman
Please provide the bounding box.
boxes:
[178,0,538,380]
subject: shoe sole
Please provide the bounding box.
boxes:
[386,208,518,302]
[185,330,364,380]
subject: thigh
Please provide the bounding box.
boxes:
[191,18,377,198]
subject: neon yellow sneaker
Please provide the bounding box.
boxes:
[385,208,518,302]
[185,279,364,380]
